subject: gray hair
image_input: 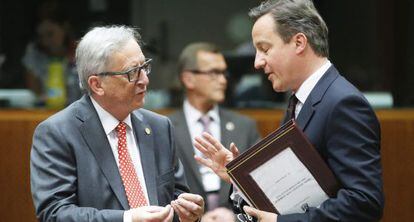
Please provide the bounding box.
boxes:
[178,42,221,74]
[249,0,329,57]
[75,25,142,94]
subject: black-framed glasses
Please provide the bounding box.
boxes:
[186,69,229,78]
[96,58,152,82]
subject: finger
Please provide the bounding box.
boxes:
[194,137,209,154]
[176,195,203,212]
[172,200,197,220]
[202,132,225,151]
[178,193,204,204]
[196,135,219,153]
[152,205,172,220]
[230,142,240,157]
[194,140,213,158]
[194,137,218,157]
[243,206,260,218]
[163,206,174,222]
[141,205,164,213]
[194,155,213,168]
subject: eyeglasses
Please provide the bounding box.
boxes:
[96,58,152,82]
[187,69,228,78]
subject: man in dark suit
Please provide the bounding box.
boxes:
[30,26,204,222]
[168,43,260,217]
[193,1,384,221]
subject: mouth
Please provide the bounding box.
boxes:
[265,72,273,78]
[135,89,146,95]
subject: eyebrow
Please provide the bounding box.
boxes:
[120,59,146,71]
[258,39,274,48]
[118,54,145,69]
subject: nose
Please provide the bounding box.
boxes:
[135,72,149,86]
[218,73,227,86]
[254,52,265,70]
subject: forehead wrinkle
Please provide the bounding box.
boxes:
[113,51,145,70]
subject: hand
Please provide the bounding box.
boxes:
[194,132,240,183]
[130,205,174,222]
[243,206,277,222]
[201,207,235,222]
[171,193,204,222]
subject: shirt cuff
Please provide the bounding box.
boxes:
[230,182,239,200]
[124,209,133,222]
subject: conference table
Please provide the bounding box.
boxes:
[1,108,413,221]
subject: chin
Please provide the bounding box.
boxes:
[214,95,225,103]
[272,84,285,93]
[131,99,145,110]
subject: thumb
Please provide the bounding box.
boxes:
[230,142,240,157]
[153,205,172,220]
[243,206,260,218]
[163,206,174,222]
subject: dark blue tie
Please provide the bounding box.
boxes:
[287,94,299,120]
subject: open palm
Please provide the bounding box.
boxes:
[194,132,239,184]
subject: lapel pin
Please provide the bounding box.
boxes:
[145,127,151,135]
[226,122,235,131]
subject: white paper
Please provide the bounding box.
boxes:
[249,147,329,214]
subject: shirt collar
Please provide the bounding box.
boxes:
[183,100,219,124]
[295,60,331,104]
[90,96,132,135]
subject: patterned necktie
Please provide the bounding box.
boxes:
[116,122,148,208]
[199,115,212,134]
[287,94,299,120]
[199,115,220,210]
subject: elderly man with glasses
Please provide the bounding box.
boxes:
[30,25,204,222]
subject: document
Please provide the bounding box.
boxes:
[226,120,340,214]
[249,147,328,214]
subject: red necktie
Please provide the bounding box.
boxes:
[116,122,148,208]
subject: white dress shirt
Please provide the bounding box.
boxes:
[293,60,332,118]
[90,97,148,222]
[183,100,221,192]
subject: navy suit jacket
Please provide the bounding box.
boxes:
[278,65,384,222]
[30,95,188,222]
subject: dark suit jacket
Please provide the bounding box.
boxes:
[30,95,188,222]
[278,66,384,222]
[168,108,260,209]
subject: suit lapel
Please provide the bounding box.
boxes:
[173,111,203,184]
[218,109,238,201]
[219,109,233,148]
[131,111,158,206]
[296,66,339,131]
[77,96,129,209]
[296,99,315,131]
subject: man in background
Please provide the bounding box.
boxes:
[30,25,204,222]
[194,0,384,221]
[168,42,260,221]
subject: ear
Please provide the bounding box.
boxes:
[88,75,105,96]
[293,33,307,54]
[181,71,196,90]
